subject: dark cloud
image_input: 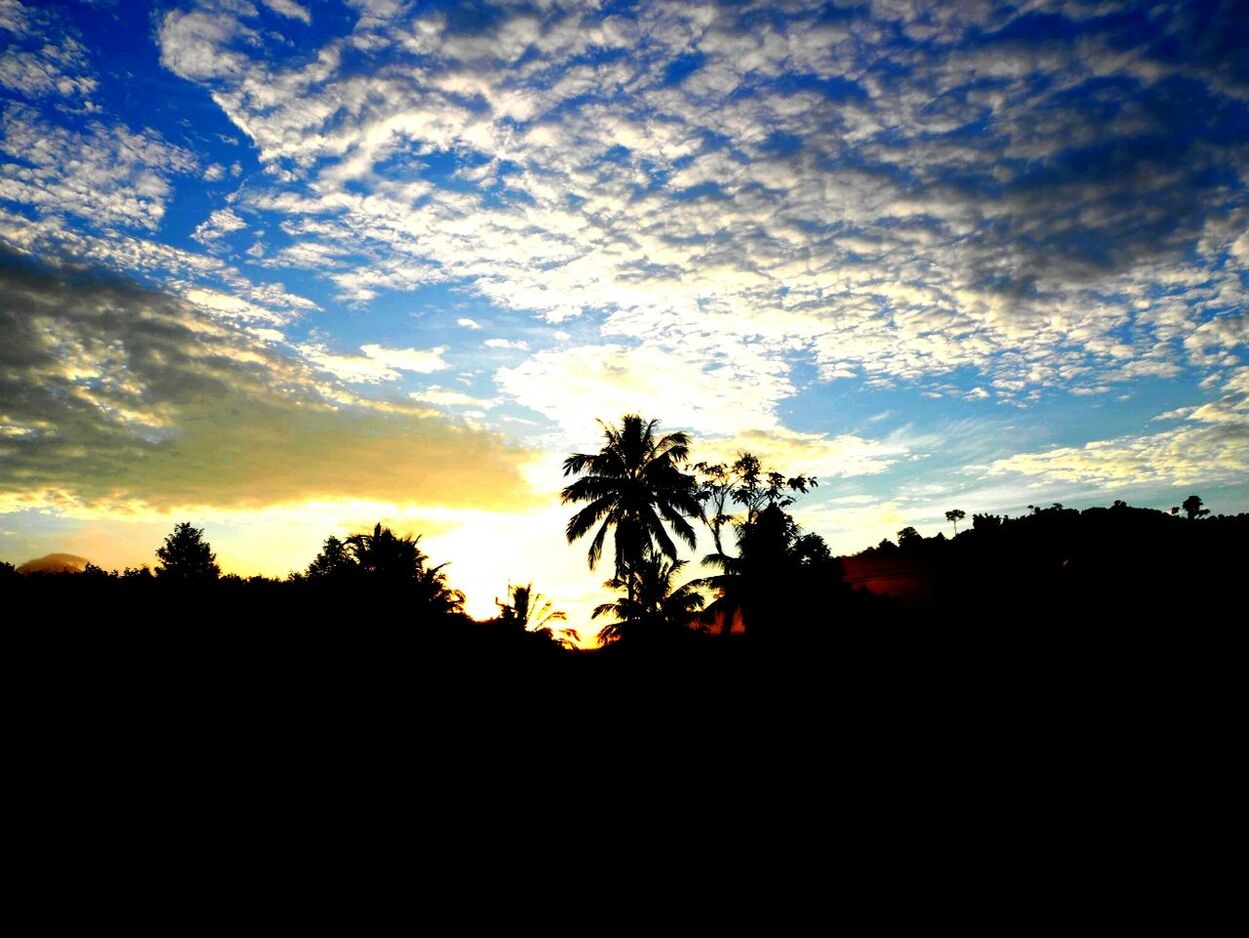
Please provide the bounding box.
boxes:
[0,255,538,512]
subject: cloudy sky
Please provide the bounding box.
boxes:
[1,0,1246,622]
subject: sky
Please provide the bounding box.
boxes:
[1,0,1246,626]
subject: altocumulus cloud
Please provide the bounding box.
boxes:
[146,0,1247,410]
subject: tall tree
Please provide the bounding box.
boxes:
[1181,495,1209,520]
[562,415,702,619]
[695,453,816,555]
[945,509,966,535]
[155,522,220,581]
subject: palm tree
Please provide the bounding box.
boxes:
[496,582,565,631]
[496,583,578,647]
[345,523,427,582]
[562,415,702,619]
[344,523,464,616]
[592,557,705,644]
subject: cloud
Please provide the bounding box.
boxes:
[984,370,1249,490]
[409,387,497,409]
[261,0,311,26]
[0,1,96,99]
[496,341,793,441]
[0,257,537,515]
[484,337,529,350]
[140,0,1244,422]
[696,427,910,482]
[457,317,481,330]
[192,208,248,245]
[299,341,448,383]
[0,108,197,230]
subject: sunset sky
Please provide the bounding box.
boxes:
[1,0,1246,624]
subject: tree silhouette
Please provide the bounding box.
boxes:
[497,582,565,632]
[562,415,702,622]
[593,556,704,644]
[316,523,467,616]
[944,509,966,535]
[1181,495,1209,520]
[896,526,922,550]
[973,513,1003,531]
[155,522,220,580]
[345,523,427,583]
[306,535,354,580]
[697,501,841,642]
[695,453,816,555]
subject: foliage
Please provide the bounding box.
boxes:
[896,526,922,550]
[305,523,465,617]
[1182,495,1209,520]
[592,557,704,643]
[155,522,221,581]
[695,453,816,555]
[497,582,564,629]
[944,508,966,535]
[972,513,1003,531]
[306,535,354,580]
[562,415,702,579]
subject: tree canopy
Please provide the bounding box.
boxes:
[561,412,703,626]
[155,522,220,581]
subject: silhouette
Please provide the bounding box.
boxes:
[592,556,704,644]
[945,509,965,535]
[694,453,816,556]
[3,412,1246,670]
[155,522,220,580]
[1182,495,1209,520]
[562,415,702,627]
[698,500,845,643]
[497,582,565,631]
[896,526,922,550]
[305,535,354,580]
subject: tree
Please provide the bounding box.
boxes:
[897,526,922,550]
[562,415,702,622]
[497,582,565,632]
[944,509,966,535]
[306,535,354,580]
[695,452,816,555]
[345,523,428,583]
[592,557,704,644]
[973,513,1003,531]
[1181,495,1209,520]
[697,502,842,643]
[155,522,221,580]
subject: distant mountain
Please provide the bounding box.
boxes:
[16,553,91,574]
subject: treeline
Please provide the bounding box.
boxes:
[849,498,1248,621]
[2,413,1245,662]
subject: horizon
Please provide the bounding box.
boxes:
[1,0,1246,626]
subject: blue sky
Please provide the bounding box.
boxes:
[1,0,1246,621]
